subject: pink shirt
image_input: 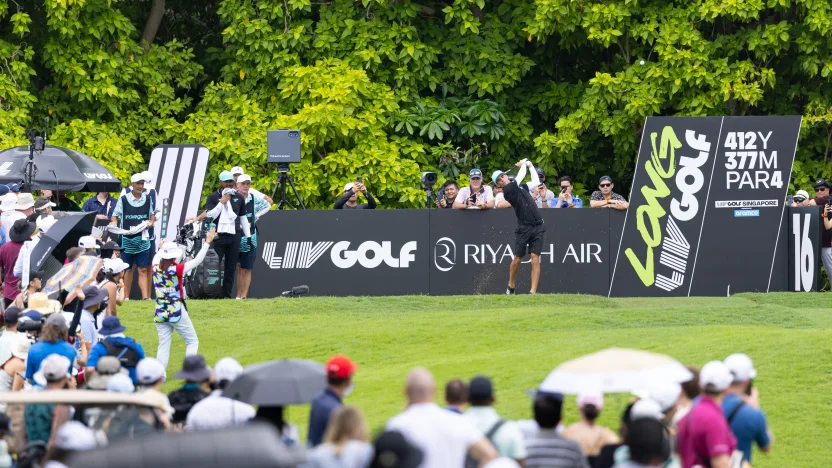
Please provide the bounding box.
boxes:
[676,396,737,468]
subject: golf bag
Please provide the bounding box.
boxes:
[183,247,224,299]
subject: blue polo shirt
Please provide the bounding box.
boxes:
[722,393,771,462]
[25,341,77,380]
[307,388,342,447]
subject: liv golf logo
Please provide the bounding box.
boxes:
[262,241,417,269]
[623,125,713,292]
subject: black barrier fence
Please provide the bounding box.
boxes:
[248,206,822,298]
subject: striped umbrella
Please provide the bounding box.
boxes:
[43,255,103,302]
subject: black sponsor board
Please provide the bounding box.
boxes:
[689,116,801,295]
[787,206,823,292]
[249,210,430,297]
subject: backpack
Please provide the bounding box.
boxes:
[464,419,506,468]
[184,247,224,299]
[102,338,142,368]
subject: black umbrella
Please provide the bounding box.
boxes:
[0,145,121,192]
[223,359,326,406]
[31,212,96,280]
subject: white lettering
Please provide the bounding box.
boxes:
[758,130,772,149]
[330,241,417,269]
[465,245,480,264]
[562,244,580,263]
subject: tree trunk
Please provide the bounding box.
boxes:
[140,0,166,49]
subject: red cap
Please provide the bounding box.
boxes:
[326,355,358,379]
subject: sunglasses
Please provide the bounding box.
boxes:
[600,183,612,188]
[817,187,829,191]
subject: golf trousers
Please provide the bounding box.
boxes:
[155,308,199,369]
[212,232,241,299]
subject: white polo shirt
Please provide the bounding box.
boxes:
[386,402,483,468]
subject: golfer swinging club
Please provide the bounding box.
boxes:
[492,159,545,294]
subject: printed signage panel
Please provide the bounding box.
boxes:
[788,206,822,292]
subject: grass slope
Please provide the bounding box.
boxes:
[118,293,830,467]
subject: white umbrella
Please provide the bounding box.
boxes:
[538,347,693,395]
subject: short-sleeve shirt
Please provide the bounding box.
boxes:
[551,195,583,209]
[503,180,543,226]
[464,406,527,460]
[386,402,482,468]
[722,394,770,462]
[590,191,627,203]
[455,185,494,207]
[525,429,590,467]
[676,396,737,468]
[812,196,832,247]
[25,341,77,380]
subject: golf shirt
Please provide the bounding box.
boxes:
[722,393,770,462]
[25,340,77,380]
[503,180,543,226]
[525,429,589,468]
[463,406,528,461]
[307,388,342,447]
[386,402,482,468]
[455,185,494,206]
[81,195,117,218]
[676,396,737,468]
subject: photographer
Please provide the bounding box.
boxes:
[436,180,459,209]
[553,176,583,208]
[334,181,377,209]
[453,169,494,210]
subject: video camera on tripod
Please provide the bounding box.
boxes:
[268,130,305,210]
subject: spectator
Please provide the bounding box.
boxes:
[168,354,212,424]
[722,353,771,463]
[107,373,135,393]
[0,194,21,241]
[306,406,374,468]
[454,169,494,210]
[186,357,256,431]
[553,176,583,208]
[790,189,810,207]
[370,431,423,468]
[530,169,554,209]
[676,361,737,468]
[608,397,679,467]
[64,247,84,264]
[85,356,128,390]
[444,378,468,414]
[615,418,671,468]
[563,392,619,460]
[235,174,271,299]
[254,406,300,447]
[100,240,123,260]
[86,316,145,385]
[110,173,156,300]
[308,354,359,447]
[525,392,589,468]
[136,357,173,428]
[45,421,97,468]
[230,166,274,205]
[436,180,459,209]
[385,367,498,468]
[185,172,251,299]
[799,179,831,207]
[494,185,512,209]
[77,235,99,256]
[0,333,30,393]
[0,219,35,307]
[589,176,628,210]
[81,192,117,220]
[334,182,377,210]
[41,190,80,212]
[14,193,35,221]
[0,307,21,362]
[463,375,527,465]
[25,355,73,446]
[79,285,108,345]
[633,380,682,428]
[672,367,700,430]
[100,257,128,317]
[12,215,55,281]
[25,313,77,382]
[33,197,56,218]
[10,271,43,309]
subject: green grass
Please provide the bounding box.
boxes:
[117,293,830,467]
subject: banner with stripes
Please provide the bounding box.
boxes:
[148,145,210,248]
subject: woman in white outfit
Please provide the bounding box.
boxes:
[151,228,216,369]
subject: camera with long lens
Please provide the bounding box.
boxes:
[17,318,44,335]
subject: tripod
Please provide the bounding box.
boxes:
[270,163,306,210]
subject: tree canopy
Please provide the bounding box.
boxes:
[1,0,831,207]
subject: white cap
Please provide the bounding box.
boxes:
[137,357,166,385]
[631,398,665,421]
[54,421,97,451]
[130,173,145,183]
[699,360,733,392]
[107,373,135,393]
[78,236,98,249]
[632,379,682,413]
[236,174,252,184]
[36,215,57,233]
[158,243,183,260]
[142,170,154,183]
[214,357,243,383]
[39,354,72,383]
[724,353,757,382]
[0,194,16,212]
[796,189,810,200]
[15,193,35,210]
[344,182,355,192]
[102,258,130,275]
[230,166,244,175]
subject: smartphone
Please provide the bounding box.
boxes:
[356,176,363,183]
[745,378,753,396]
[561,186,567,193]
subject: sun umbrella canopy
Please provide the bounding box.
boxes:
[0,145,121,192]
[223,359,326,406]
[538,348,693,395]
[30,212,96,280]
[43,255,103,302]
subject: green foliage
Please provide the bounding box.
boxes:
[1,0,832,207]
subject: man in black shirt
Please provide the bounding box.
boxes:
[186,171,251,298]
[492,159,545,295]
[334,181,376,209]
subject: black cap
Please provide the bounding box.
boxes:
[468,375,494,401]
[599,175,613,184]
[102,240,123,251]
[29,270,44,280]
[3,307,21,325]
[815,179,830,189]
